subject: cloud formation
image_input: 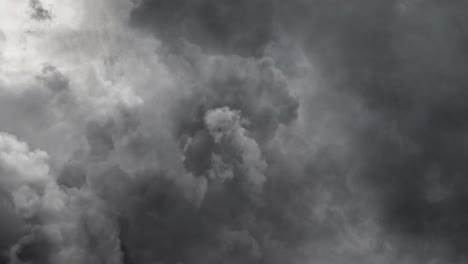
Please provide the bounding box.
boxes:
[1,0,468,264]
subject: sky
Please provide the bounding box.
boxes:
[1,0,468,263]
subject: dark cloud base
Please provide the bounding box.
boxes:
[131,0,468,261]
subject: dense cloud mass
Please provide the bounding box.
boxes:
[1,0,468,263]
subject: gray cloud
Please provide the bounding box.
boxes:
[29,0,52,21]
[130,0,275,56]
[2,0,468,263]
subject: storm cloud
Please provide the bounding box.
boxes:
[1,0,468,264]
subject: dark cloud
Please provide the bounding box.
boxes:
[29,0,52,21]
[164,0,468,260]
[36,65,69,93]
[3,0,468,263]
[75,68,300,264]
[170,44,298,140]
[0,193,25,263]
[57,162,87,189]
[130,0,275,56]
[12,228,54,264]
[130,0,468,261]
[289,0,468,260]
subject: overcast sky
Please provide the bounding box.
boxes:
[1,1,468,263]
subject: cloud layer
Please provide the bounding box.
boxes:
[1,0,468,264]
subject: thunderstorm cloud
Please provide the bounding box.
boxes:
[1,0,468,264]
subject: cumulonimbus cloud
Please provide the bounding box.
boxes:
[2,0,468,264]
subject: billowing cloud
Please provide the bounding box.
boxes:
[2,0,468,264]
[0,132,122,264]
